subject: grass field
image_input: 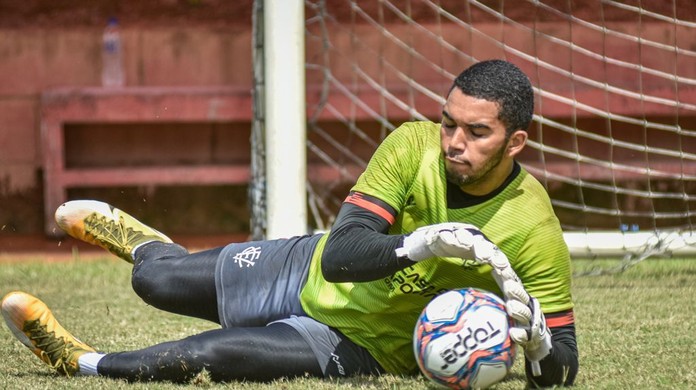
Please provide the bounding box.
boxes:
[0,254,694,389]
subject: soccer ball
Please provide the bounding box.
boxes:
[413,288,516,389]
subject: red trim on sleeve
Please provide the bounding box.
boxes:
[545,310,575,329]
[344,193,396,225]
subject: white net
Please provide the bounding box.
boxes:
[254,0,696,259]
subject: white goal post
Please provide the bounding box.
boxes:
[258,0,307,239]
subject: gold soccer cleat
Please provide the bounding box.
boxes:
[1,291,96,376]
[55,200,173,263]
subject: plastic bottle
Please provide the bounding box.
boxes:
[101,17,125,87]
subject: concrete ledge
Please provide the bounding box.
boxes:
[40,86,253,236]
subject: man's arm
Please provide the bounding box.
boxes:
[321,192,410,282]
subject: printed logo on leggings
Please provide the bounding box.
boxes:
[330,353,346,376]
[232,246,261,267]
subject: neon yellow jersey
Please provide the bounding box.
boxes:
[300,121,573,374]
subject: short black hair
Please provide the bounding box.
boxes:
[451,59,534,135]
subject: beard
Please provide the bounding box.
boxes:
[444,143,507,188]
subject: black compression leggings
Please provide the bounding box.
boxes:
[105,242,323,382]
[130,241,221,323]
[98,322,323,382]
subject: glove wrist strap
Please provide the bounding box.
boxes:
[395,229,432,261]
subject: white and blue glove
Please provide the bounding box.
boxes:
[507,292,553,375]
[476,238,553,377]
[395,222,493,262]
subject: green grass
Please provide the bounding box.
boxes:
[0,256,695,389]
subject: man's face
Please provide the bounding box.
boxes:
[440,88,515,195]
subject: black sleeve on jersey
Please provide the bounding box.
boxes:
[321,193,413,282]
[526,314,579,387]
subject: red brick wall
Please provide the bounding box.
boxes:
[0,22,254,234]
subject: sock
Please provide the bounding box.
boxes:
[77,352,105,376]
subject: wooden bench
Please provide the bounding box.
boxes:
[40,86,253,236]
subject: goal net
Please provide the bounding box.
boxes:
[254,0,696,261]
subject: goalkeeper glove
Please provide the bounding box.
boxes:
[507,293,553,376]
[486,248,553,377]
[395,222,495,262]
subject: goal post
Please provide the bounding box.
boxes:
[252,0,308,239]
[254,0,696,261]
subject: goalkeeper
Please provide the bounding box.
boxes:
[3,60,577,387]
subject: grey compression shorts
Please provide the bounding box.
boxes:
[215,233,384,377]
[215,234,320,327]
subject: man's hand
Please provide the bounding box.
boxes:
[395,222,497,262]
[488,251,552,377]
[507,292,553,376]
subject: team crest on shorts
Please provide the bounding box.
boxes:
[233,246,261,267]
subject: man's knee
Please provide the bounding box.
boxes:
[131,261,164,303]
[130,242,188,302]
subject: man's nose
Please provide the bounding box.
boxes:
[449,127,468,151]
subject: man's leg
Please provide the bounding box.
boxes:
[130,242,220,323]
[55,200,220,323]
[2,291,322,382]
[98,323,323,382]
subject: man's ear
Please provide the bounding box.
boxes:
[507,130,528,157]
